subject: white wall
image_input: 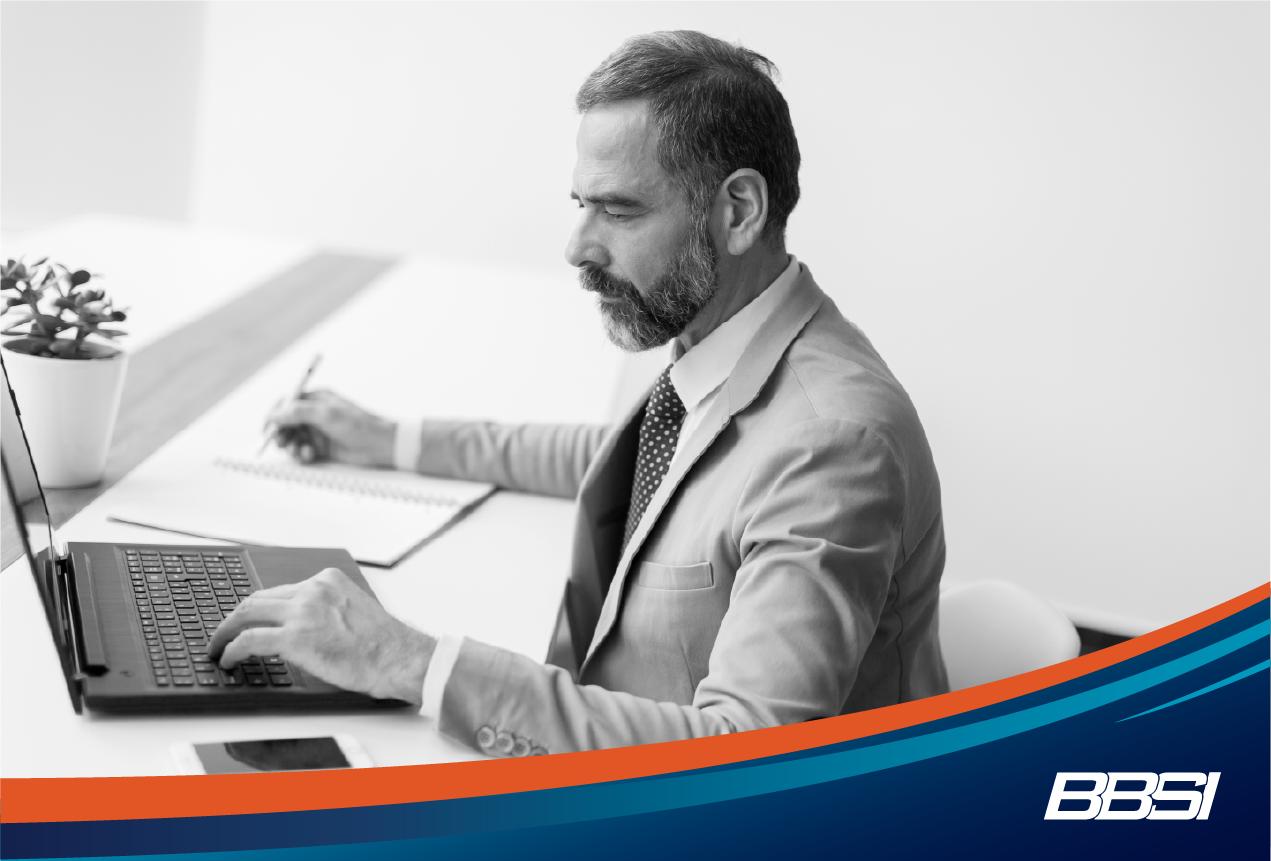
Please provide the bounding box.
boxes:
[4,3,1267,634]
[189,2,1269,634]
[0,1,205,230]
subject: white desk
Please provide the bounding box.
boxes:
[1,219,629,777]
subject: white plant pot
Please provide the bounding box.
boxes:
[1,339,128,488]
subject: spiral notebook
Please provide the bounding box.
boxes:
[106,457,495,567]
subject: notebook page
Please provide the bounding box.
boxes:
[105,460,493,567]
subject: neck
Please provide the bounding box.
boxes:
[676,245,789,354]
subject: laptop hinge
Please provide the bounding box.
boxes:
[51,553,94,680]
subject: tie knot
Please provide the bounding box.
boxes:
[648,366,685,421]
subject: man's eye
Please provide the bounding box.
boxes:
[605,210,631,221]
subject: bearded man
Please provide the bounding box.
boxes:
[210,31,949,756]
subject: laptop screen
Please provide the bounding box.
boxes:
[1,360,85,711]
[0,354,57,572]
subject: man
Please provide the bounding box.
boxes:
[209,31,948,756]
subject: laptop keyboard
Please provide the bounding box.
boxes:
[124,549,295,689]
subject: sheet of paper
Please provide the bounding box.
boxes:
[105,458,493,567]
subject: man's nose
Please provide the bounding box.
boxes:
[564,216,608,269]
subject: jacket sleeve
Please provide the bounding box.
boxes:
[406,420,610,500]
[435,419,908,753]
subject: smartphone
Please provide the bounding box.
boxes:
[171,734,372,775]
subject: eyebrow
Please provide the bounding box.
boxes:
[570,191,644,208]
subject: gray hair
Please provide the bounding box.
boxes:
[576,30,801,245]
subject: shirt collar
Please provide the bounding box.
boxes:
[669,254,801,412]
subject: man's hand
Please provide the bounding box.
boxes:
[267,389,396,467]
[208,568,434,705]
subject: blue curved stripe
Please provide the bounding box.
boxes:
[564,620,1269,817]
[25,618,1269,861]
[1117,658,1270,722]
[92,620,1271,854]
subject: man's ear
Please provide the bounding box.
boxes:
[712,169,769,256]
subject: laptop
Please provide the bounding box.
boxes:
[0,355,409,714]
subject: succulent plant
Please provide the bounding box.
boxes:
[0,257,127,359]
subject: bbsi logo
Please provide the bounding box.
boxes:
[1044,772,1220,820]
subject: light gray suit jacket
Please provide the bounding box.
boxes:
[412,266,948,754]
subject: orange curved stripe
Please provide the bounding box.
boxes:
[3,582,1265,824]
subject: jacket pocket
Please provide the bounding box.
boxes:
[631,560,714,591]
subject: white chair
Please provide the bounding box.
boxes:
[938,580,1081,691]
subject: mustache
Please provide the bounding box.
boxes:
[578,266,636,299]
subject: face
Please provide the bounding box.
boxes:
[565,100,718,352]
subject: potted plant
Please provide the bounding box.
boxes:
[1,257,129,488]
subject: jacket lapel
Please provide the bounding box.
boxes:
[560,391,647,669]
[579,267,828,671]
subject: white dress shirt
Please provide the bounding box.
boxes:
[397,255,802,720]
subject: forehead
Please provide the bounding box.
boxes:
[573,100,678,203]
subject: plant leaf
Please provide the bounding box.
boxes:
[70,269,91,286]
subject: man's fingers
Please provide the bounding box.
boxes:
[269,398,330,430]
[218,627,285,669]
[207,595,291,659]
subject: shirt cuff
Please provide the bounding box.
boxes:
[393,417,424,472]
[419,633,464,720]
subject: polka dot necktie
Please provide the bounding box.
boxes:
[622,366,686,552]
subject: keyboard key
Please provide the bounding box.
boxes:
[188,646,209,655]
[168,659,190,668]
[173,677,194,686]
[161,635,183,644]
[220,670,243,686]
[196,674,219,686]
[268,674,293,686]
[171,668,193,677]
[246,675,268,687]
[193,661,216,672]
[262,656,284,665]
[266,664,289,675]
[154,675,170,686]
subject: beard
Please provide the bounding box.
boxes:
[578,218,719,352]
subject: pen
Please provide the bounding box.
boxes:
[258,354,323,455]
